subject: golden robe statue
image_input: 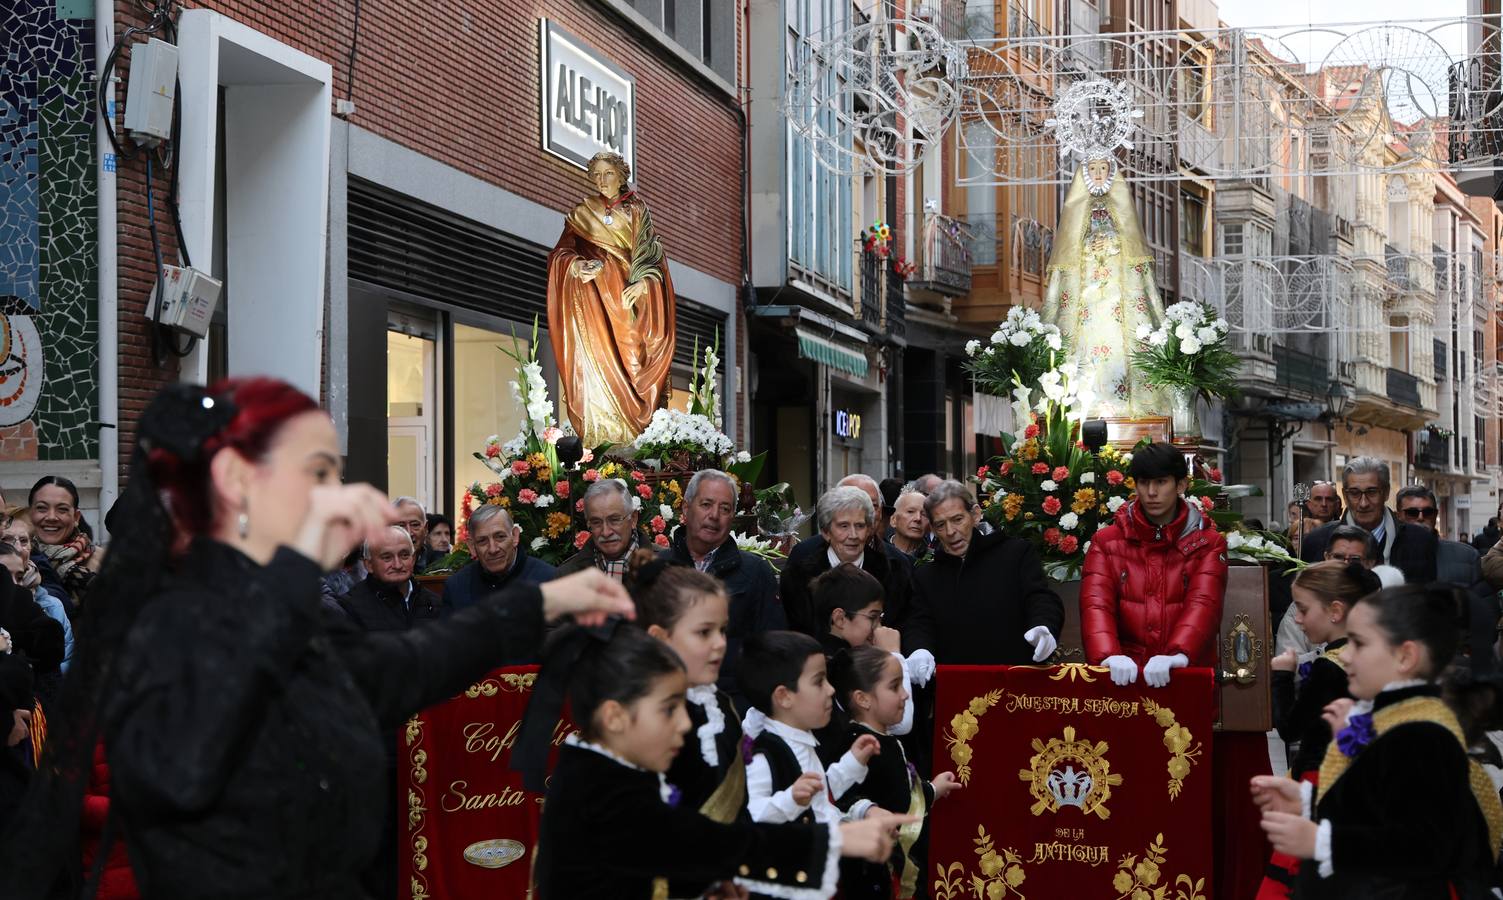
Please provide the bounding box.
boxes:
[1041,160,1167,418]
[546,153,675,446]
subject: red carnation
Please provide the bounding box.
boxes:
[1001,461,1012,475]
[1024,423,1040,439]
[574,531,591,549]
[654,533,671,548]
[575,498,585,512]
[977,465,990,478]
[555,480,571,498]
[1043,527,1062,546]
[1031,462,1050,475]
[1059,535,1079,554]
[1041,496,1062,516]
[1106,470,1125,485]
[484,444,501,458]
[1199,495,1216,514]
[637,482,653,498]
[583,468,600,482]
[1207,467,1223,483]
[1052,466,1070,482]
[651,515,667,533]
[484,483,502,498]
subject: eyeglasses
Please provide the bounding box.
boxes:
[858,610,884,625]
[586,514,630,529]
[1400,507,1438,520]
[1344,488,1384,501]
[1328,554,1367,565]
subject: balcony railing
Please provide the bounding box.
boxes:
[859,244,882,330]
[1387,368,1422,408]
[885,264,907,339]
[910,212,973,296]
[1434,338,1448,380]
[1273,344,1330,396]
[859,239,907,339]
[1385,244,1412,291]
[1417,432,1451,470]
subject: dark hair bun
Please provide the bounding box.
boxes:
[624,547,669,592]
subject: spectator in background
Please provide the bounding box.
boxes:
[1299,457,1437,583]
[1285,501,1304,534]
[911,473,943,495]
[660,469,785,708]
[392,497,442,574]
[888,489,929,560]
[1275,525,1389,657]
[425,513,454,557]
[445,505,556,610]
[29,476,100,603]
[1305,480,1341,524]
[339,526,446,631]
[556,479,641,580]
[1472,516,1500,554]
[1397,485,1497,674]
[0,540,70,679]
[878,477,903,539]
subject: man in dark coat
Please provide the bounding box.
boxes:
[556,478,642,580]
[393,497,444,574]
[780,485,915,648]
[339,526,447,631]
[445,505,556,610]
[905,480,1062,665]
[659,469,785,707]
[1299,457,1438,584]
[1395,485,1498,674]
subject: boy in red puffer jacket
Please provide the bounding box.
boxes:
[1079,441,1227,687]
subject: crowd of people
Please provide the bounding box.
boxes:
[0,378,1499,899]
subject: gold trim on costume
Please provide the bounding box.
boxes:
[698,753,749,825]
[896,772,928,898]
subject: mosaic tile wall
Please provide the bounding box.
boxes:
[0,0,98,461]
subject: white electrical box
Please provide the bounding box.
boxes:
[147,265,222,339]
[124,38,178,143]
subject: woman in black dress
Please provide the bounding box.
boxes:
[5,379,634,899]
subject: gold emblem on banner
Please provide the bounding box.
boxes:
[933,825,1028,900]
[1141,698,1202,799]
[465,672,537,697]
[944,690,1003,786]
[1109,833,1206,900]
[1047,663,1107,683]
[1019,727,1122,820]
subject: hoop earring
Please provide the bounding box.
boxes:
[237,511,250,540]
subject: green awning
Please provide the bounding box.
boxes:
[796,329,869,378]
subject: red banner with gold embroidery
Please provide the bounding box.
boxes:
[398,666,575,900]
[929,665,1215,900]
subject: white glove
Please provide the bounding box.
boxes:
[1102,654,1138,686]
[904,649,936,687]
[1143,653,1189,688]
[1023,626,1057,663]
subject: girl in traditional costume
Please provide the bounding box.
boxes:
[1258,561,1373,899]
[1252,584,1503,899]
[519,623,910,899]
[827,646,958,899]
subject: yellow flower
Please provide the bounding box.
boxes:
[1072,487,1097,514]
[497,497,511,508]
[1133,889,1151,900]
[1134,859,1160,886]
[1154,707,1176,727]
[986,883,1005,900]
[1125,476,1136,490]
[537,466,552,483]
[952,743,973,766]
[950,711,979,742]
[527,452,547,470]
[969,696,993,716]
[1168,756,1192,780]
[1163,724,1193,755]
[1113,871,1135,893]
[1005,864,1025,887]
[978,850,1004,878]
[1002,494,1024,521]
[1018,440,1040,461]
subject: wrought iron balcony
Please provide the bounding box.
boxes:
[1417,432,1451,470]
[909,212,973,296]
[1385,244,1412,291]
[859,244,883,330]
[1273,344,1330,396]
[1387,368,1422,409]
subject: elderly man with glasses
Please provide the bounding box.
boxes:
[1298,457,1437,584]
[557,479,643,580]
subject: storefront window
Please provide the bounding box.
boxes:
[452,322,529,518]
[387,331,435,509]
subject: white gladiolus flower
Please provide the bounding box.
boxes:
[1058,361,1079,379]
[1136,324,1152,340]
[1059,512,1079,530]
[965,339,981,356]
[1042,382,1066,401]
[1106,496,1126,513]
[1046,333,1062,351]
[991,330,1006,344]
[1180,337,1202,354]
[530,537,548,550]
[1013,385,1032,403]
[1040,480,1058,492]
[1225,531,1245,549]
[1080,472,1096,484]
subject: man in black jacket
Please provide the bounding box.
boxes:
[1395,485,1497,674]
[906,480,1063,665]
[339,526,447,631]
[659,469,785,706]
[1298,457,1437,584]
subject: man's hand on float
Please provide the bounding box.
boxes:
[1143,653,1188,688]
[1102,655,1138,686]
[1023,626,1057,663]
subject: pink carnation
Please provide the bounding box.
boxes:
[1043,527,1062,545]
[484,483,502,498]
[518,488,538,504]
[1059,535,1079,554]
[976,465,990,478]
[575,499,586,512]
[1052,466,1070,482]
[583,468,600,482]
[555,480,571,498]
[637,483,653,498]
[511,459,531,476]
[581,449,595,463]
[1024,423,1040,439]
[1041,496,1062,516]
[542,426,563,444]
[1106,470,1125,485]
[1199,495,1216,514]
[650,515,667,533]
[654,533,671,548]
[484,444,501,458]
[631,470,645,482]
[574,531,591,549]
[1031,463,1049,475]
[1207,467,1223,483]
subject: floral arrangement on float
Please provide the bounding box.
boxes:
[427,321,789,572]
[1129,301,1239,437]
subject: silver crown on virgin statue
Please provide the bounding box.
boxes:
[1046,79,1144,166]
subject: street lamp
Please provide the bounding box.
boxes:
[1325,381,1355,422]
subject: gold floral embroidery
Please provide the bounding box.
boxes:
[1048,663,1107,683]
[1142,698,1202,799]
[933,826,1027,899]
[1110,833,1205,900]
[944,690,1002,786]
[464,672,537,698]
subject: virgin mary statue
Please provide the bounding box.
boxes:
[547,151,676,446]
[1040,153,1166,418]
